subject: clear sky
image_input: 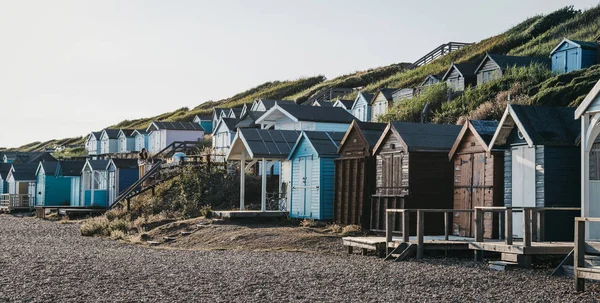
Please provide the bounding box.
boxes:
[0,0,598,148]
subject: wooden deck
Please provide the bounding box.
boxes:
[343,235,473,258]
[212,210,288,219]
[35,206,106,218]
[469,241,573,255]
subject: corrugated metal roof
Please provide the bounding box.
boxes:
[276,104,356,123]
[152,121,205,131]
[470,120,499,145]
[391,122,462,152]
[57,161,86,177]
[510,105,579,146]
[239,128,300,158]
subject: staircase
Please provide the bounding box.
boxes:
[406,42,472,70]
[384,243,417,262]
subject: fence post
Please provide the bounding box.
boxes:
[505,208,513,245]
[574,219,586,292]
[444,211,451,241]
[523,208,531,248]
[538,211,545,242]
[531,208,538,242]
[386,210,393,255]
[474,208,484,261]
[402,210,410,243]
[417,210,424,259]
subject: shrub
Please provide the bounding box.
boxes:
[326,223,342,233]
[300,219,318,228]
[110,230,127,240]
[341,225,362,236]
[200,205,213,218]
[109,219,130,233]
[80,217,110,237]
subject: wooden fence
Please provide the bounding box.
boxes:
[574,217,600,292]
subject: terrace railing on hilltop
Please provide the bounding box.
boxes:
[406,42,472,70]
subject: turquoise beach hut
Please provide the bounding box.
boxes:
[55,161,86,207]
[106,159,139,208]
[35,162,70,206]
[288,131,345,220]
[81,159,109,208]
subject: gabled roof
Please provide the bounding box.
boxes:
[448,120,500,159]
[56,161,86,177]
[118,129,136,138]
[193,115,212,122]
[370,88,396,105]
[235,111,263,129]
[333,99,354,109]
[11,163,39,173]
[575,78,600,119]
[9,171,36,182]
[312,100,334,107]
[213,108,227,118]
[373,122,462,154]
[418,75,441,87]
[289,131,345,158]
[37,161,59,176]
[0,163,11,180]
[351,92,375,110]
[442,63,478,81]
[108,158,139,169]
[132,129,148,136]
[147,121,205,132]
[255,104,357,125]
[226,128,301,161]
[11,152,56,164]
[474,54,550,74]
[338,120,387,154]
[84,160,110,172]
[550,38,598,55]
[87,131,102,142]
[489,104,579,149]
[258,99,296,111]
[230,108,243,117]
[215,118,242,132]
[101,129,120,140]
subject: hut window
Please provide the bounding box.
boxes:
[590,143,600,180]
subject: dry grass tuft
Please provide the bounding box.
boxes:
[299,219,318,228]
[341,225,362,236]
[326,223,343,234]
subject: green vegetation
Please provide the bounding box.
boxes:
[14,5,600,152]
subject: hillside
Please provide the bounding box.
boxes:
[10,5,600,152]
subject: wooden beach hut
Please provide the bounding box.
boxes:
[442,63,477,92]
[448,120,503,238]
[3,163,38,210]
[100,129,120,155]
[146,121,205,155]
[370,122,461,233]
[415,75,441,95]
[193,115,214,134]
[55,161,86,207]
[85,131,102,156]
[117,129,136,153]
[133,129,149,152]
[254,103,355,132]
[334,121,386,228]
[350,92,374,122]
[474,54,550,86]
[370,88,396,122]
[81,160,109,208]
[35,161,70,206]
[550,38,598,74]
[288,131,345,220]
[488,104,580,241]
[212,118,241,162]
[0,163,11,194]
[392,88,414,103]
[332,99,354,112]
[106,159,139,208]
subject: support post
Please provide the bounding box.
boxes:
[474,208,484,261]
[444,211,451,241]
[523,208,531,248]
[416,210,424,259]
[261,158,267,212]
[538,211,545,242]
[575,219,586,292]
[505,208,513,245]
[386,211,393,255]
[531,208,538,242]
[402,210,410,243]
[240,151,246,211]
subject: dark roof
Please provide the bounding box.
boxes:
[314,100,334,107]
[87,160,109,171]
[90,131,102,140]
[218,118,242,131]
[0,163,11,180]
[358,92,374,104]
[297,131,345,156]
[119,129,136,137]
[276,104,356,123]
[103,129,120,139]
[134,129,148,135]
[151,121,204,131]
[11,163,39,174]
[239,128,301,158]
[195,115,212,120]
[260,99,296,110]
[483,54,550,72]
[213,108,227,116]
[376,88,396,102]
[419,75,441,87]
[357,122,387,148]
[57,161,86,177]
[444,63,478,80]
[470,120,500,145]
[510,105,579,146]
[39,162,59,175]
[11,171,36,181]
[336,99,355,109]
[12,152,56,164]
[391,122,462,152]
[109,158,139,169]
[235,111,262,129]
[569,39,598,50]
[231,108,243,117]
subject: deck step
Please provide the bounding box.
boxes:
[489,260,519,271]
[394,244,417,262]
[385,242,408,261]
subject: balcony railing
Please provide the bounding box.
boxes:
[0,194,34,210]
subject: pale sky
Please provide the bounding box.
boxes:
[0,0,598,148]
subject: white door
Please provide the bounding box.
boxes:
[37,175,45,206]
[511,145,536,238]
[28,182,36,207]
[108,171,116,207]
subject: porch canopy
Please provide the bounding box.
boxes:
[226,128,300,211]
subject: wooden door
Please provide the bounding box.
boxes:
[108,171,116,207]
[37,175,45,206]
[511,145,536,238]
[453,154,472,236]
[554,52,566,73]
[567,49,579,73]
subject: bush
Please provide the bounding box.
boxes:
[326,223,342,233]
[110,230,127,240]
[341,225,362,236]
[200,205,213,218]
[80,217,110,237]
[300,219,318,228]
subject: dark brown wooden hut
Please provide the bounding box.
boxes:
[371,122,461,234]
[448,120,503,238]
[334,121,387,228]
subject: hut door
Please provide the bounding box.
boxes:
[511,146,536,238]
[37,175,45,206]
[108,171,116,207]
[294,156,313,218]
[453,154,473,236]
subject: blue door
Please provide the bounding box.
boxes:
[566,49,579,73]
[293,156,313,218]
[553,52,566,73]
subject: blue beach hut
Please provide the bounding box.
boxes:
[81,160,109,208]
[35,162,70,206]
[550,38,598,74]
[106,159,139,208]
[55,161,86,207]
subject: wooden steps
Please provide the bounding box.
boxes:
[489,260,520,271]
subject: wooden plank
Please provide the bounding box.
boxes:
[575,220,586,291]
[506,208,513,245]
[417,210,424,259]
[523,208,531,247]
[402,210,410,243]
[445,211,451,240]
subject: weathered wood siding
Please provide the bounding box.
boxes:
[392,88,414,103]
[371,93,390,122]
[476,59,503,85]
[446,67,465,92]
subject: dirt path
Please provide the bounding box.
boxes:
[0,215,599,302]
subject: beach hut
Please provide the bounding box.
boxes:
[332,99,354,112]
[550,38,598,74]
[117,129,136,153]
[0,163,10,194]
[575,79,600,239]
[392,88,414,103]
[4,164,37,209]
[488,104,580,241]
[133,129,149,152]
[415,75,441,95]
[250,99,296,112]
[35,161,70,206]
[254,103,355,131]
[370,88,396,122]
[212,108,228,133]
[311,100,333,107]
[350,92,374,122]
[212,118,241,162]
[85,131,102,156]
[448,120,503,238]
[55,161,86,207]
[100,129,120,155]
[474,54,550,86]
[442,62,477,92]
[288,131,345,220]
[146,121,205,155]
[193,115,214,134]
[370,122,461,233]
[106,159,139,208]
[334,121,386,228]
[81,160,109,208]
[226,128,301,211]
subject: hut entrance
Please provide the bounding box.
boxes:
[293,156,314,218]
[453,153,488,237]
[511,145,536,238]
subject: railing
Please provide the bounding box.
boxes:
[574,217,600,292]
[0,194,34,210]
[109,159,164,209]
[153,141,202,160]
[385,208,474,259]
[406,42,472,70]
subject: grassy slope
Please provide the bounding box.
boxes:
[12,5,600,152]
